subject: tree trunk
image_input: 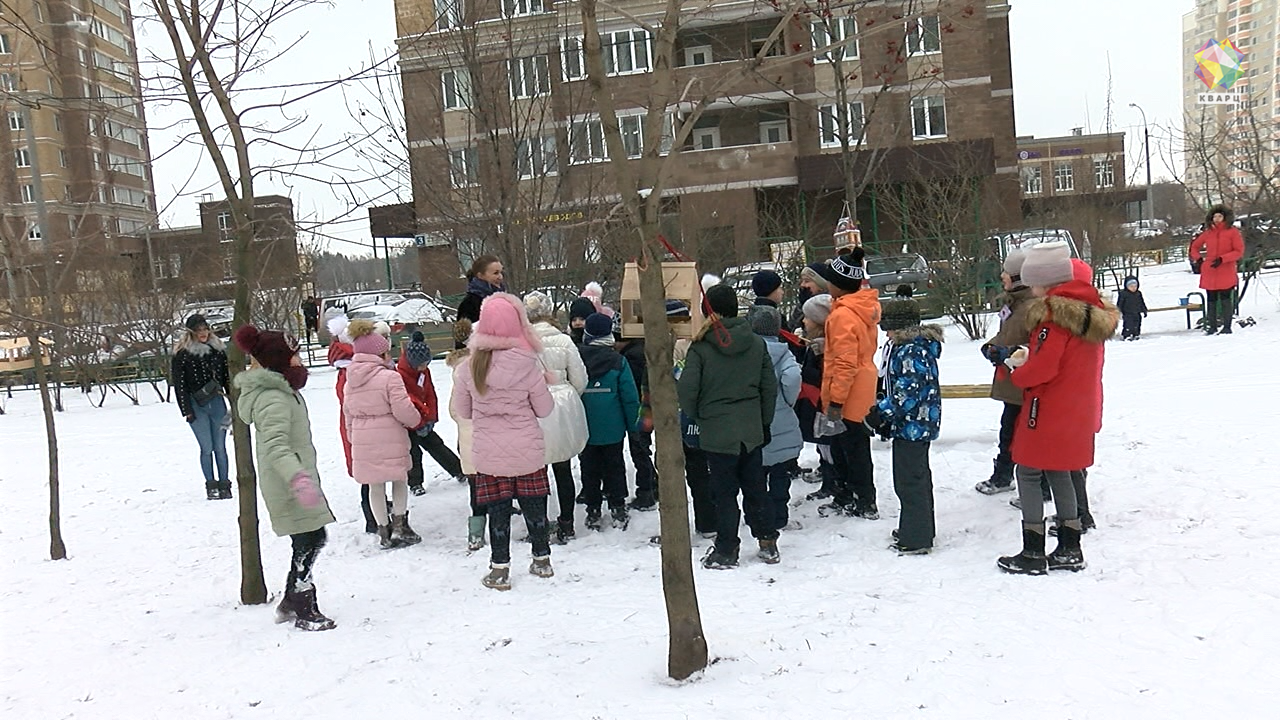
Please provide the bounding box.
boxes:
[29,329,66,560]
[638,231,709,681]
[229,283,268,605]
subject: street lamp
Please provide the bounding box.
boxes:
[1129,103,1154,229]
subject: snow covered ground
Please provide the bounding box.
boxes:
[2,261,1277,718]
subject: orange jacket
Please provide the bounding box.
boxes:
[821,288,881,422]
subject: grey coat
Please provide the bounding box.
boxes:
[761,337,803,467]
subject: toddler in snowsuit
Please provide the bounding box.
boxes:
[748,305,803,536]
[577,313,641,531]
[867,298,943,555]
[343,319,426,549]
[997,242,1118,576]
[1116,276,1148,340]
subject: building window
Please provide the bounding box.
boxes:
[0,33,11,54]
[562,37,585,80]
[684,45,712,66]
[437,0,462,29]
[153,256,170,280]
[1054,162,1074,192]
[570,118,606,163]
[7,110,22,130]
[15,148,30,168]
[509,55,550,99]
[503,0,542,17]
[0,73,16,91]
[692,126,720,150]
[620,114,645,157]
[906,15,942,55]
[750,26,783,58]
[910,95,946,138]
[1021,165,1043,195]
[811,16,858,62]
[108,153,145,177]
[28,223,43,242]
[603,30,652,75]
[441,68,471,110]
[21,184,35,203]
[759,119,789,144]
[818,102,865,148]
[59,149,67,168]
[169,254,182,278]
[1094,158,1115,189]
[517,134,558,179]
[449,147,479,187]
[217,211,233,242]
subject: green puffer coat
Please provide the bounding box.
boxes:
[233,368,335,536]
[677,316,777,455]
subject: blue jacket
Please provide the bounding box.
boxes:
[579,343,641,445]
[874,325,943,442]
[761,337,803,466]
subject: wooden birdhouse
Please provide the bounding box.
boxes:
[618,261,704,339]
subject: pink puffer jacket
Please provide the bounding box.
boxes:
[343,353,423,484]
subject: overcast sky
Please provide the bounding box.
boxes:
[138,0,1190,256]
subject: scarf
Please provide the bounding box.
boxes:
[467,276,503,299]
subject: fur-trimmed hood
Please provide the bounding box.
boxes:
[887,324,945,345]
[174,332,225,356]
[1206,204,1234,227]
[1025,281,1120,343]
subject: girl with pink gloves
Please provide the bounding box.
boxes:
[452,293,555,591]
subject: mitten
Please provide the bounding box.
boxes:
[762,425,772,446]
[416,421,436,437]
[290,471,321,508]
[185,414,196,423]
[864,406,891,440]
[1004,346,1029,369]
[1211,257,1223,268]
[825,403,844,423]
[220,413,232,432]
[981,343,1013,367]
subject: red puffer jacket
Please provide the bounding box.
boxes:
[328,338,355,476]
[1190,222,1245,291]
[396,351,438,427]
[1010,280,1119,472]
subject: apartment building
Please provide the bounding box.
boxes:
[392,0,1021,292]
[1017,130,1145,243]
[1182,0,1280,207]
[1,0,156,301]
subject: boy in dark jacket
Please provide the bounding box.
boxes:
[1116,276,1148,340]
[867,298,942,555]
[397,332,463,495]
[615,334,657,511]
[678,285,779,568]
[578,313,642,530]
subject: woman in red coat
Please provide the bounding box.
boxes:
[995,242,1118,577]
[1189,205,1246,334]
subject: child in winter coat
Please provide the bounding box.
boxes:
[749,306,803,537]
[796,294,843,503]
[446,319,488,551]
[577,313,642,531]
[673,300,718,539]
[326,314,356,481]
[616,334,657,511]
[343,319,426,549]
[452,293,556,591]
[998,242,1118,576]
[232,325,337,631]
[397,332,463,495]
[1116,276,1148,340]
[867,298,943,555]
[975,249,1035,496]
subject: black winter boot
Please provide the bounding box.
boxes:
[205,481,220,500]
[554,518,575,544]
[291,586,337,631]
[756,538,780,564]
[585,505,603,531]
[702,544,739,570]
[997,523,1048,575]
[1048,524,1086,572]
[391,513,422,546]
[376,525,398,549]
[216,480,233,500]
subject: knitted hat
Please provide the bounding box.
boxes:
[471,293,539,352]
[1072,258,1094,285]
[349,319,391,356]
[802,294,833,325]
[523,291,555,321]
[569,297,596,322]
[326,314,351,344]
[665,300,690,318]
[185,314,208,331]
[232,324,297,374]
[895,284,914,298]
[748,305,782,337]
[705,284,739,318]
[583,313,614,343]
[879,298,922,332]
[751,270,783,298]
[817,247,867,292]
[1003,248,1027,278]
[1020,241,1073,287]
[800,263,831,292]
[580,282,615,318]
[405,331,432,368]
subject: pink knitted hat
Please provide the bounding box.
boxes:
[352,331,390,356]
[469,293,542,353]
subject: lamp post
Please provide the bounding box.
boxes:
[1129,103,1154,229]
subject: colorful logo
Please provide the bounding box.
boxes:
[1194,38,1246,91]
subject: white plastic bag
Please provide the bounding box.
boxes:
[540,383,589,464]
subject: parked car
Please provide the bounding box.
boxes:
[865,254,944,319]
[989,228,1080,260]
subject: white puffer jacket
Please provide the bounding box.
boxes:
[532,322,587,393]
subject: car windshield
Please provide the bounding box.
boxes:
[866,256,920,275]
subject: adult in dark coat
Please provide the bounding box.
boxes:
[172,314,232,500]
[455,255,505,347]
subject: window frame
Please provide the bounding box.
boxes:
[437,0,462,30]
[516,134,559,179]
[818,102,866,148]
[906,15,942,56]
[684,44,713,67]
[15,148,30,168]
[1021,165,1043,195]
[21,184,36,203]
[448,146,479,188]
[811,16,859,63]
[1053,161,1075,193]
[7,110,23,130]
[569,117,607,164]
[0,33,11,54]
[509,55,551,99]
[910,95,947,139]
[603,29,653,76]
[691,126,721,150]
[1093,158,1115,189]
[502,0,543,17]
[441,68,472,110]
[759,119,790,144]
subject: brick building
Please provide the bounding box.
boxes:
[391,0,1022,293]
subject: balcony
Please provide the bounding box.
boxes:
[672,17,804,101]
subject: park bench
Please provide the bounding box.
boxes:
[941,384,992,399]
[1145,290,1205,330]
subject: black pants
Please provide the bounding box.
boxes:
[487,495,550,565]
[764,462,793,532]
[580,442,627,509]
[1072,468,1092,523]
[1121,313,1143,339]
[551,460,575,523]
[684,445,717,535]
[991,402,1020,486]
[833,421,877,512]
[287,527,327,594]
[706,444,777,555]
[1206,289,1235,332]
[892,440,935,549]
[628,431,656,500]
[408,430,463,487]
